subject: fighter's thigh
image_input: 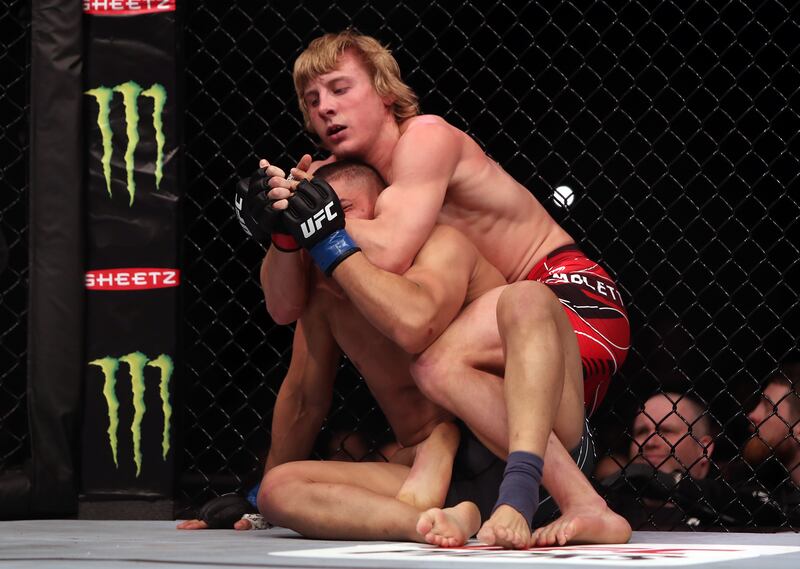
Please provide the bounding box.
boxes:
[421,285,507,371]
[263,460,410,498]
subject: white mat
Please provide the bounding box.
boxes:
[273,542,800,566]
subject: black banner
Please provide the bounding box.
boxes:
[27,0,85,516]
[81,2,181,498]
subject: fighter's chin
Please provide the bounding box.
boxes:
[327,139,363,159]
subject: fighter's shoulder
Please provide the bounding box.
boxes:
[400,115,460,139]
[396,116,463,164]
[403,114,448,128]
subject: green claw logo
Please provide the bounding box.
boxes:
[85,81,167,206]
[89,352,173,477]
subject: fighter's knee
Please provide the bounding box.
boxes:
[411,350,454,404]
[497,282,559,328]
[257,464,296,521]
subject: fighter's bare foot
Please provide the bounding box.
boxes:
[477,504,531,549]
[416,502,481,548]
[530,503,631,547]
[396,422,460,510]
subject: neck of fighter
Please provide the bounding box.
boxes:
[351,117,400,183]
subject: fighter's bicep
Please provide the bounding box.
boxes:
[403,240,473,333]
[369,125,461,260]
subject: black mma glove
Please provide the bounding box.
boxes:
[234,168,299,252]
[198,494,257,529]
[284,178,361,275]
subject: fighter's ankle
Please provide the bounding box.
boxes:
[493,451,544,526]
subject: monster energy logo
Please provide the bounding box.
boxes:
[85,81,167,206]
[89,352,173,477]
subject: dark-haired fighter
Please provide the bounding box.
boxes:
[257,161,505,544]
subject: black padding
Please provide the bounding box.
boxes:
[198,494,257,529]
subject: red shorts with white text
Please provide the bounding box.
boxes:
[527,244,629,415]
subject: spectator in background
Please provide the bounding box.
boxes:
[630,392,714,479]
[746,361,800,484]
[593,392,713,482]
[744,358,800,523]
[598,392,781,529]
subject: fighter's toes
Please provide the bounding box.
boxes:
[416,510,436,537]
[532,525,555,547]
[478,505,531,549]
[476,524,496,545]
[442,536,459,548]
[537,522,560,546]
[417,503,479,548]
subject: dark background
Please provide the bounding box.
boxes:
[179,0,798,522]
[0,0,797,528]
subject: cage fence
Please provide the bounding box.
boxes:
[180,0,799,528]
[0,0,30,474]
[0,0,797,530]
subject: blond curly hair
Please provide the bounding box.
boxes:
[293,30,420,131]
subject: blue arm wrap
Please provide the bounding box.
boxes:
[309,229,361,276]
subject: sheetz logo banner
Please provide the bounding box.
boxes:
[83,0,176,16]
[85,81,167,206]
[89,352,174,476]
[86,268,180,291]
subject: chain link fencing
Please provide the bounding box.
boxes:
[0,0,796,529]
[0,0,30,473]
[181,1,799,529]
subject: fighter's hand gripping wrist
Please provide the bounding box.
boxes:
[284,178,360,276]
[233,169,299,252]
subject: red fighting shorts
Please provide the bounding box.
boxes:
[527,244,630,415]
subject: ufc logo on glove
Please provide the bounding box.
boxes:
[284,179,361,276]
[300,201,338,238]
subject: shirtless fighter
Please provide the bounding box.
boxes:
[256,31,631,547]
[253,160,504,543]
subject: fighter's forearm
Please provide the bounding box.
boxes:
[260,249,312,324]
[331,252,443,355]
[343,217,425,275]
[265,384,329,473]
